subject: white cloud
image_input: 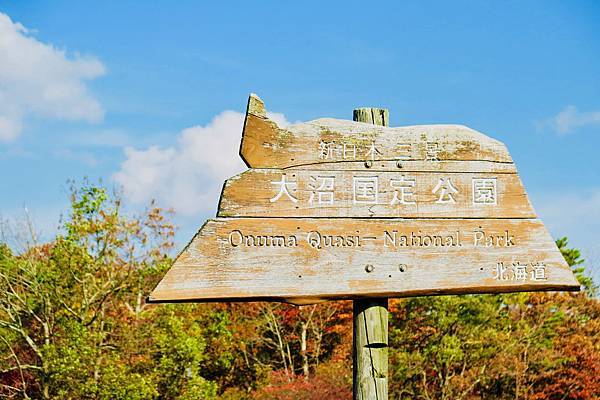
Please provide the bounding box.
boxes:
[531,189,600,281]
[53,148,98,167]
[534,189,600,238]
[65,128,133,148]
[540,105,600,135]
[0,13,105,141]
[113,110,291,216]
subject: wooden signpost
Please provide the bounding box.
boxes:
[149,94,580,399]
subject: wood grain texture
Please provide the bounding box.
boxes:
[353,108,389,127]
[148,217,579,305]
[295,159,517,173]
[218,169,535,219]
[352,107,389,400]
[240,95,512,169]
[353,299,388,400]
[149,94,580,305]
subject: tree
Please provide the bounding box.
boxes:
[387,238,600,400]
[0,182,175,398]
[556,237,597,296]
[2,181,598,399]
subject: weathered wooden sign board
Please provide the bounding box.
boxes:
[149,94,579,305]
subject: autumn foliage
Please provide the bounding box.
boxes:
[0,182,598,399]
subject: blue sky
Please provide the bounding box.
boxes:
[0,1,599,279]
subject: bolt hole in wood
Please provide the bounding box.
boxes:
[147,95,585,400]
[366,343,387,349]
[148,95,582,400]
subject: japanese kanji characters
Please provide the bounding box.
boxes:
[530,263,547,281]
[513,262,528,280]
[473,178,497,205]
[395,143,413,161]
[318,141,357,160]
[309,175,335,205]
[433,177,458,204]
[365,142,381,162]
[493,262,509,281]
[270,174,298,203]
[317,141,334,160]
[342,143,356,159]
[390,175,416,205]
[353,176,378,204]
[268,173,502,208]
[316,139,447,162]
[426,141,440,161]
[493,262,548,281]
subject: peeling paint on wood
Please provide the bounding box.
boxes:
[219,169,534,219]
[149,217,579,305]
[240,95,512,169]
[149,94,580,305]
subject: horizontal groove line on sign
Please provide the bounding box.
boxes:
[265,169,518,175]
[277,159,515,170]
[215,216,537,221]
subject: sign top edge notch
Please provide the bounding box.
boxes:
[241,93,512,168]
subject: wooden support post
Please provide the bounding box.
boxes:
[353,107,389,400]
[353,299,389,399]
[353,107,389,127]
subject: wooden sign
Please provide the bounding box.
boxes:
[239,97,512,168]
[218,169,534,218]
[149,94,579,305]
